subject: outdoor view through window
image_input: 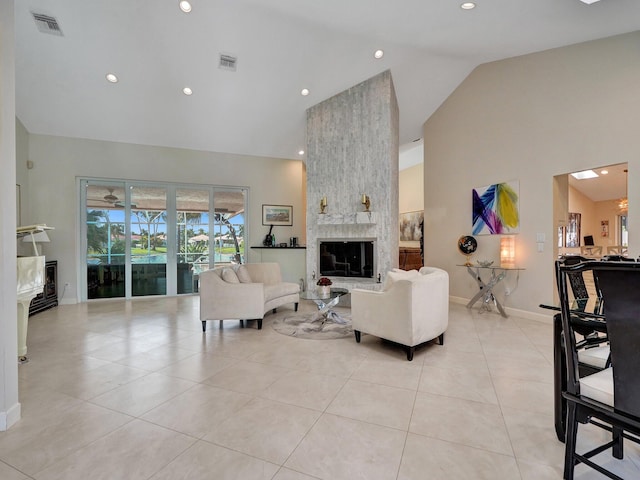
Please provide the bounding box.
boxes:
[83,181,245,300]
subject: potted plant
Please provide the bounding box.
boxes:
[316,277,332,297]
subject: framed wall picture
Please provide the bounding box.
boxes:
[399,210,424,242]
[566,212,581,248]
[558,225,564,248]
[262,204,293,226]
[472,180,520,235]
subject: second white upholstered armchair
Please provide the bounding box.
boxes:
[351,266,449,361]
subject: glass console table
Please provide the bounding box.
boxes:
[458,264,524,318]
[300,288,349,324]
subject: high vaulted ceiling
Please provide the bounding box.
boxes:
[14,0,640,161]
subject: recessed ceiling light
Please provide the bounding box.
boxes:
[580,0,600,4]
[298,150,305,156]
[571,170,599,180]
[374,49,384,59]
[179,1,192,13]
[105,73,118,83]
[182,87,193,96]
[600,169,609,175]
[460,2,476,9]
[301,88,310,96]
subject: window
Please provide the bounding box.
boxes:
[81,179,247,300]
[566,212,581,248]
[619,214,628,247]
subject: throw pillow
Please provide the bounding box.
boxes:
[383,269,419,291]
[235,265,252,283]
[222,268,240,283]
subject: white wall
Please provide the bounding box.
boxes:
[399,141,424,171]
[571,187,598,246]
[399,162,424,214]
[0,0,21,431]
[27,134,305,304]
[16,118,28,227]
[399,162,424,249]
[423,32,640,317]
[594,200,626,248]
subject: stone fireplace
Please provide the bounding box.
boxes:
[305,71,399,292]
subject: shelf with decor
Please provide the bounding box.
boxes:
[251,246,306,249]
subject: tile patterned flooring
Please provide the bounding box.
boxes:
[2,297,639,479]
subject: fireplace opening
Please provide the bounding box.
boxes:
[318,239,375,279]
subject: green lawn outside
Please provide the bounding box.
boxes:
[131,247,167,255]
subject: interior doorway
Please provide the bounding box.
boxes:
[554,163,628,260]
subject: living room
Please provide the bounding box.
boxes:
[13,31,640,316]
[3,1,640,478]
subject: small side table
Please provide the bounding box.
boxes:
[300,288,349,324]
[459,264,524,318]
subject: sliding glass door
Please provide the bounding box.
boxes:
[85,182,126,299]
[82,179,247,301]
[130,185,167,296]
[213,190,246,266]
[177,188,210,294]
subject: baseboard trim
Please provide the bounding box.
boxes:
[0,401,21,431]
[504,307,552,324]
[449,296,552,324]
[449,296,469,306]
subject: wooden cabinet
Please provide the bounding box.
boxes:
[29,260,58,315]
[399,247,423,271]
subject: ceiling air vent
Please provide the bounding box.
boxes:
[32,12,63,36]
[219,54,237,72]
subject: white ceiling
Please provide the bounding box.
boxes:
[568,162,628,202]
[14,0,640,161]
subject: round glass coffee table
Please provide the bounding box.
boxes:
[300,288,349,324]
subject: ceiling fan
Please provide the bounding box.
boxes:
[94,187,136,208]
[103,188,119,204]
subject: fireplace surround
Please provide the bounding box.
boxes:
[305,70,399,291]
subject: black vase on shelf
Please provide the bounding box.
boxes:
[263,225,274,246]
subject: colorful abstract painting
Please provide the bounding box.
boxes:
[472,181,520,235]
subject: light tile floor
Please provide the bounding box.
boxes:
[2,297,639,479]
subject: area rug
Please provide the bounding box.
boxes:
[272,308,352,339]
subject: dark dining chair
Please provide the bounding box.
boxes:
[559,255,599,300]
[601,254,635,262]
[558,261,640,479]
[553,259,610,442]
[557,256,607,354]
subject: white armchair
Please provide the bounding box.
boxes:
[351,267,449,360]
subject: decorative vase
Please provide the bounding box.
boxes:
[317,285,331,297]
